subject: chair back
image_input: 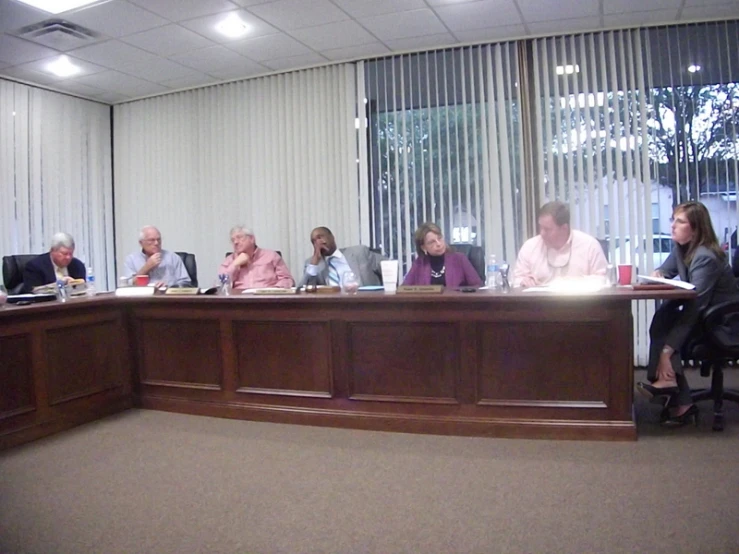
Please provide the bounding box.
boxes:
[2,254,38,294]
[175,252,198,287]
[450,244,485,282]
[597,239,610,262]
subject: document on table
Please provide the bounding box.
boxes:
[636,275,695,290]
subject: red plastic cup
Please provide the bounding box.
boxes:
[135,274,150,286]
[617,264,632,285]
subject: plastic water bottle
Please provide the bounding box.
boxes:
[486,254,499,289]
[86,267,96,296]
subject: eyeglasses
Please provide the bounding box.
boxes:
[143,238,161,243]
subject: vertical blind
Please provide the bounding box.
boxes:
[114,64,358,286]
[0,79,114,289]
[363,45,524,274]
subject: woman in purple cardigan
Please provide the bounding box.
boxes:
[402,222,483,288]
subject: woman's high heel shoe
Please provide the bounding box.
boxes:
[662,405,699,428]
[636,381,679,399]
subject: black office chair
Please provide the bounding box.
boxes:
[686,299,739,431]
[597,238,610,261]
[175,252,198,287]
[450,244,485,282]
[2,254,39,294]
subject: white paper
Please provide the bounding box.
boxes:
[636,274,695,290]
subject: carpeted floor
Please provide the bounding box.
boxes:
[1,369,738,554]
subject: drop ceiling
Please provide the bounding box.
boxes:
[0,0,736,104]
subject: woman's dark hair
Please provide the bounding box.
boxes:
[674,201,725,264]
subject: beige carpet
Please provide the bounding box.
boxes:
[1,369,738,554]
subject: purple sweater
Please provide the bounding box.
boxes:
[402,251,483,287]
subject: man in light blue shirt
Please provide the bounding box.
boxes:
[123,225,190,287]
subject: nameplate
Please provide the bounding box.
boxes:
[115,287,155,297]
[252,288,296,295]
[397,285,443,294]
[164,287,200,295]
[315,286,341,294]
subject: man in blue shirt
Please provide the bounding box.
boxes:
[123,225,190,287]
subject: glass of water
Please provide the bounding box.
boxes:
[341,271,360,295]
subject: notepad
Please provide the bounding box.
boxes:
[636,274,695,290]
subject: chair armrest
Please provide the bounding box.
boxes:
[703,299,739,328]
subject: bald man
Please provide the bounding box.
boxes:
[123,225,190,287]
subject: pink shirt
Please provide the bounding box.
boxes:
[218,248,294,289]
[513,229,607,287]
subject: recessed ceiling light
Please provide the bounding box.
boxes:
[687,64,701,73]
[14,0,104,15]
[556,64,580,76]
[46,55,81,77]
[215,13,250,39]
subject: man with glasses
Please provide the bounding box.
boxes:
[513,201,607,288]
[123,225,191,287]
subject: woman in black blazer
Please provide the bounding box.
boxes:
[637,202,738,426]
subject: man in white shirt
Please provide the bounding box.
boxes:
[123,225,190,287]
[513,201,607,287]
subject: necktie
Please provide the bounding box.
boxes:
[327,257,340,286]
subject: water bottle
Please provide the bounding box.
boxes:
[56,280,68,302]
[486,254,499,289]
[86,267,96,296]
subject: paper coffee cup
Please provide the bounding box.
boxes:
[380,260,399,293]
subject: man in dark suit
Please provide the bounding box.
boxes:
[23,232,86,292]
[297,226,384,288]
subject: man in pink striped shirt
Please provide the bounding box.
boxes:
[218,226,294,290]
[513,201,607,288]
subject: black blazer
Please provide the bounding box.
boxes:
[22,253,86,292]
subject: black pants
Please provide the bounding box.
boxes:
[647,300,695,406]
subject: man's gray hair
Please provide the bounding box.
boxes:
[138,225,161,241]
[50,232,75,250]
[230,225,254,237]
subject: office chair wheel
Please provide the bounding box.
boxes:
[712,412,724,432]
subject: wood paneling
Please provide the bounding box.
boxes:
[348,322,459,403]
[477,321,610,407]
[137,319,222,389]
[0,334,35,419]
[234,321,332,396]
[46,320,123,405]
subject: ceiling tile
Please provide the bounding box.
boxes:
[290,20,377,51]
[247,0,350,30]
[0,35,59,64]
[117,58,204,82]
[0,0,49,34]
[63,0,169,38]
[159,74,219,89]
[682,3,739,19]
[75,69,169,95]
[48,80,106,98]
[120,24,214,57]
[359,9,447,41]
[383,33,457,51]
[93,91,131,103]
[261,52,327,70]
[604,0,682,14]
[11,55,108,78]
[179,10,278,43]
[527,16,602,35]
[321,42,390,61]
[331,0,427,19]
[453,25,527,43]
[206,57,267,79]
[435,0,523,31]
[604,9,680,28]
[517,0,600,23]
[127,0,241,21]
[0,65,61,85]
[69,40,159,68]
[170,44,264,73]
[425,0,482,4]
[230,0,284,5]
[225,33,313,61]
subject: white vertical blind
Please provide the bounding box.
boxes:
[0,79,113,289]
[364,45,523,274]
[114,64,358,287]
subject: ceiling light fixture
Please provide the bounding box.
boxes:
[46,55,81,77]
[687,64,701,73]
[14,0,103,15]
[215,13,250,39]
[556,64,580,76]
